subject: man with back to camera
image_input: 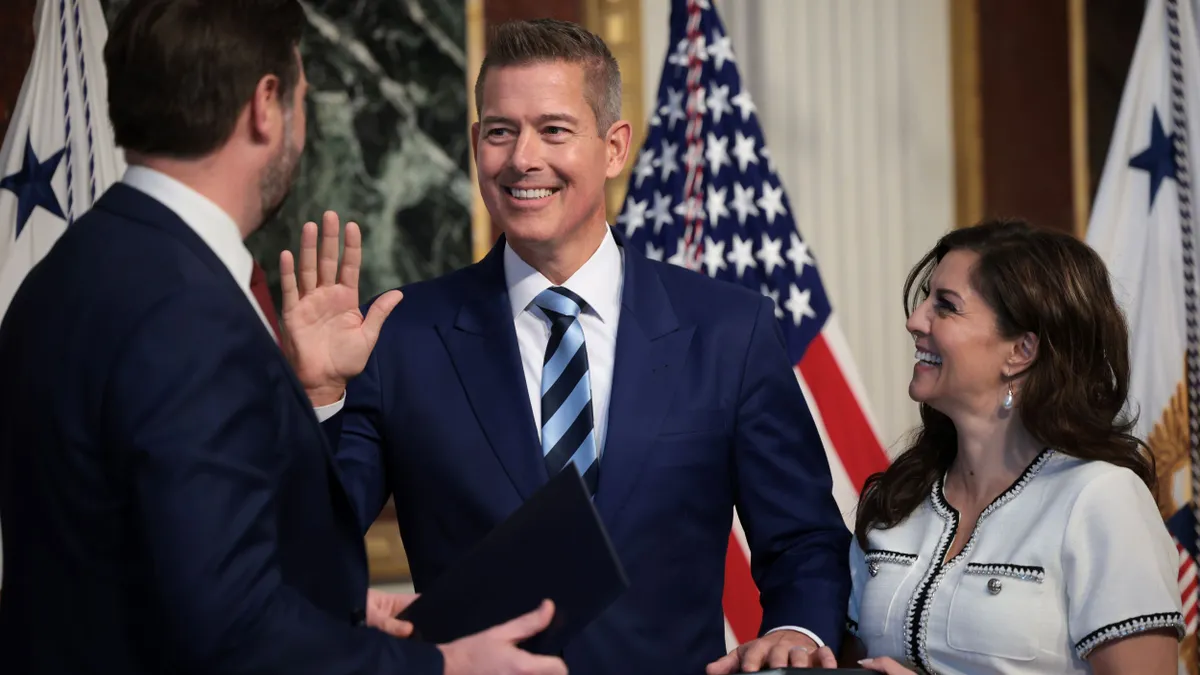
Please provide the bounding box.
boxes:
[0,1,566,673]
[281,18,851,675]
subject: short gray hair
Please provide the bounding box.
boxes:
[475,19,622,134]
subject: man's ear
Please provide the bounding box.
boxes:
[248,74,282,143]
[604,120,632,180]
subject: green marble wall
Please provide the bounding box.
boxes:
[99,0,473,302]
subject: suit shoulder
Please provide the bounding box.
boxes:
[368,261,485,327]
[8,208,231,341]
[643,257,770,321]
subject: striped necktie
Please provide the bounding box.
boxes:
[532,286,598,495]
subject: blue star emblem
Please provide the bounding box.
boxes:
[0,136,66,239]
[1127,107,1178,211]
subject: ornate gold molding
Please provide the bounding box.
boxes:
[467,0,491,263]
[365,501,411,583]
[949,0,984,229]
[584,0,645,222]
[1068,0,1090,239]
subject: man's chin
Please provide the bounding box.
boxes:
[495,215,559,243]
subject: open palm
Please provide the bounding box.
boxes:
[279,211,402,404]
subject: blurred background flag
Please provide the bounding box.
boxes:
[0,0,125,322]
[1084,0,1200,671]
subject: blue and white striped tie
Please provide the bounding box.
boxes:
[532,286,598,495]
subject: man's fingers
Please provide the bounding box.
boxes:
[815,646,837,668]
[787,646,812,667]
[765,642,794,668]
[516,652,569,675]
[375,617,414,639]
[339,221,362,290]
[361,290,403,343]
[704,650,742,675]
[298,220,318,294]
[494,599,555,643]
[318,211,341,287]
[279,250,299,311]
[739,638,773,671]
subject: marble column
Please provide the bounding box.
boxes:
[98,0,473,307]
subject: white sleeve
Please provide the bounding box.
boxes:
[1063,468,1185,660]
[847,537,867,637]
[313,392,346,423]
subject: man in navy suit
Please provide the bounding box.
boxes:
[285,19,851,675]
[0,2,566,674]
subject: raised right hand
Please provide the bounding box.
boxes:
[279,211,403,406]
[437,600,567,675]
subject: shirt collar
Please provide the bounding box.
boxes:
[120,165,254,292]
[504,226,623,323]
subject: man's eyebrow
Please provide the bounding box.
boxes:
[479,113,581,126]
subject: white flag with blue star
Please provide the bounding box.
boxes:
[1085,0,1200,668]
[0,0,125,321]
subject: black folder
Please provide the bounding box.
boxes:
[396,464,629,653]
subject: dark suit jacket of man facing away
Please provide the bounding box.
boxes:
[324,228,852,675]
[0,182,444,675]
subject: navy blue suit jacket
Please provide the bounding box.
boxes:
[0,184,443,674]
[330,231,851,675]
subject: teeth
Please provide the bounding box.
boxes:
[509,188,556,200]
[915,349,942,365]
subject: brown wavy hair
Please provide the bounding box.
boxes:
[854,218,1156,547]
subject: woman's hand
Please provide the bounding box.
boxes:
[858,656,918,674]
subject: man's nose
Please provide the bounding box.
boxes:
[509,130,544,174]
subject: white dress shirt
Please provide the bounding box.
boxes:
[504,227,622,454]
[120,166,275,339]
[849,450,1183,674]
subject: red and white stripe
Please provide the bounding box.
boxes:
[1179,539,1199,635]
[722,313,891,646]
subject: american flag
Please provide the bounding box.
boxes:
[618,0,890,645]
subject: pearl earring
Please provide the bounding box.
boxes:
[1002,382,1014,410]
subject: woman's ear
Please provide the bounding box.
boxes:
[1007,331,1039,375]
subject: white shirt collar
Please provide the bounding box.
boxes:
[503,226,622,323]
[120,165,254,292]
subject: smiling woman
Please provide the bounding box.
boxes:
[845,218,1183,675]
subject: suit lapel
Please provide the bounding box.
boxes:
[594,236,693,524]
[438,238,546,500]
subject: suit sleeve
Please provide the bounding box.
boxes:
[323,332,391,534]
[732,296,852,652]
[108,287,441,675]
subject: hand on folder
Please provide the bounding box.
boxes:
[436,599,567,675]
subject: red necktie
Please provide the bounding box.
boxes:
[250,262,282,345]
